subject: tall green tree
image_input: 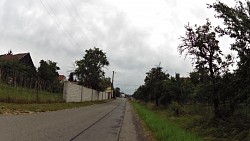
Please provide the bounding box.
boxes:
[144,66,169,106]
[75,47,109,91]
[38,60,60,82]
[114,87,121,97]
[37,60,61,93]
[99,77,111,91]
[178,20,224,116]
[211,0,250,107]
[133,85,148,102]
[68,72,75,82]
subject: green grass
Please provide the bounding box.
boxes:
[0,100,110,114]
[0,82,113,115]
[163,104,250,141]
[133,102,250,141]
[0,83,63,103]
[132,101,202,141]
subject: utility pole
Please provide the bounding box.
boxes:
[111,71,115,98]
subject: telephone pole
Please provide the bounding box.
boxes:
[111,71,115,98]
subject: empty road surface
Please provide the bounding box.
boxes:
[0,98,147,141]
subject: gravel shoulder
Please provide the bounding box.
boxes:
[119,100,148,141]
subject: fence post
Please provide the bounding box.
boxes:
[91,89,93,101]
[81,85,83,102]
[98,92,99,101]
[63,81,66,102]
[36,80,39,103]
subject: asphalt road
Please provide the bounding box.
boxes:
[0,98,147,141]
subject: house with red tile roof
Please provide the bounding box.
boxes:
[58,75,66,83]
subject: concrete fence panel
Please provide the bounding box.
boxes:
[63,81,108,102]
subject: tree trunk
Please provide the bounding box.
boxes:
[155,97,159,107]
[209,61,220,118]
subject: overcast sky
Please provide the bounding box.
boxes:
[0,0,235,94]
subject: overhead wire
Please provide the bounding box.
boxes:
[40,0,138,94]
[67,0,95,43]
[60,0,93,44]
[39,0,84,55]
[115,84,140,87]
[115,83,140,95]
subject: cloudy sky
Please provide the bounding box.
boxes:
[0,0,235,94]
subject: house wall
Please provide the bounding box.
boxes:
[63,81,109,102]
[20,53,35,69]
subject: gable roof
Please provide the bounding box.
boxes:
[0,53,29,61]
[58,75,66,81]
[0,52,35,70]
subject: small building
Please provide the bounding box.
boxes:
[120,93,125,98]
[0,52,36,80]
[105,86,113,99]
[58,75,66,83]
[0,52,35,68]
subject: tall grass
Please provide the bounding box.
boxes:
[132,101,202,141]
[0,83,63,103]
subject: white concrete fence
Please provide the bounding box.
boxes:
[63,81,109,102]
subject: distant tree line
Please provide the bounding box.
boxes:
[133,1,250,119]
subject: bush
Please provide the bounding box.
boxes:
[169,101,184,116]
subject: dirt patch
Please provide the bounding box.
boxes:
[130,102,157,141]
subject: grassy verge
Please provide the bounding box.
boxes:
[158,104,250,141]
[132,101,250,141]
[132,101,202,141]
[0,83,63,103]
[0,100,110,114]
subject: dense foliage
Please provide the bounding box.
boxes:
[37,60,62,93]
[133,1,250,120]
[114,87,121,97]
[133,68,191,107]
[0,52,63,94]
[210,0,250,116]
[0,59,36,86]
[75,47,110,91]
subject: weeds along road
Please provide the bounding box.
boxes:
[0,98,146,141]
